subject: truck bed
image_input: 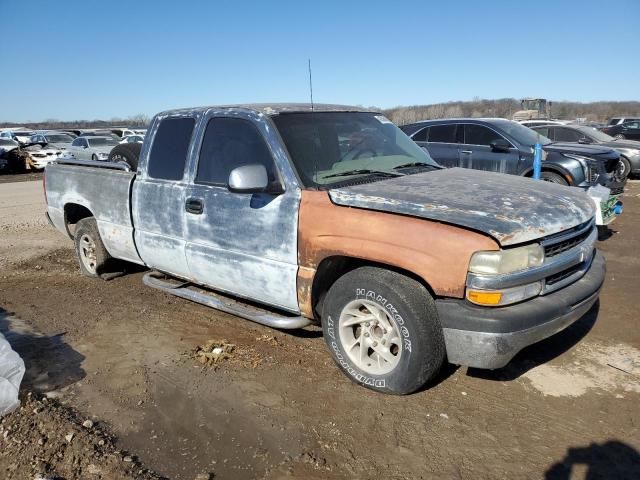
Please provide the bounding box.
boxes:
[45,162,143,265]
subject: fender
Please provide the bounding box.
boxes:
[296,190,498,317]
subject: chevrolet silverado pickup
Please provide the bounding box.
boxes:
[44,104,605,394]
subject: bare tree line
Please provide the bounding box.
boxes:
[0,114,151,130]
[383,99,640,125]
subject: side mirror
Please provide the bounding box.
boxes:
[228,164,281,194]
[489,138,511,152]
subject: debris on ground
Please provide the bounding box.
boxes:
[0,332,25,417]
[193,339,236,366]
[0,392,164,480]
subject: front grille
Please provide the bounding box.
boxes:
[587,167,599,183]
[545,263,582,285]
[543,221,593,258]
[610,185,624,195]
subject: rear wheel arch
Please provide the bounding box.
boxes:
[63,203,94,237]
[310,255,437,320]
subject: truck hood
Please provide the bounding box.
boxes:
[329,168,595,246]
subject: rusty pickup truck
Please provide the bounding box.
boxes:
[44,104,605,394]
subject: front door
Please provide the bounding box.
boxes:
[620,121,640,140]
[183,114,300,312]
[459,124,519,174]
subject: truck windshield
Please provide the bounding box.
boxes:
[271,112,439,187]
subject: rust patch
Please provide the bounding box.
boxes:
[296,266,315,318]
[296,190,498,311]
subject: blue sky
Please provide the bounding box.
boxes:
[1,0,638,122]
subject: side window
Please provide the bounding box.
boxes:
[534,127,549,138]
[147,117,195,180]
[624,121,639,129]
[427,124,459,143]
[411,127,428,142]
[71,138,80,147]
[554,128,582,142]
[464,124,505,146]
[196,117,277,186]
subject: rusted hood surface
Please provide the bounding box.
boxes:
[329,168,595,246]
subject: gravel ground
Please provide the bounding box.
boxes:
[0,179,639,479]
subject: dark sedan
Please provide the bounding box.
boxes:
[601,120,640,141]
[400,118,624,194]
[530,124,640,179]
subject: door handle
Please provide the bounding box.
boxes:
[460,150,472,154]
[185,197,204,214]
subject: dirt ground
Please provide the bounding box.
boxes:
[0,176,639,479]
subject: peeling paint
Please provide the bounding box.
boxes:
[330,168,595,246]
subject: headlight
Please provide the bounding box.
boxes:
[469,243,544,275]
[98,152,109,158]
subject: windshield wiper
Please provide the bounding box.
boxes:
[392,162,441,170]
[322,169,405,179]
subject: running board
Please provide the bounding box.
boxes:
[143,271,312,330]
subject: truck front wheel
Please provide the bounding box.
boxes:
[321,267,445,394]
[74,218,112,278]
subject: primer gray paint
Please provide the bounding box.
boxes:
[330,168,595,246]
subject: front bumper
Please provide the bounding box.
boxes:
[435,250,605,369]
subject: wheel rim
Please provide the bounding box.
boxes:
[79,234,98,274]
[614,159,627,181]
[338,299,403,375]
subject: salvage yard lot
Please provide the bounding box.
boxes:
[1,179,639,479]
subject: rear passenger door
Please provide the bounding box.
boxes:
[460,124,519,174]
[183,114,301,312]
[419,124,462,168]
[620,121,640,140]
[132,115,196,278]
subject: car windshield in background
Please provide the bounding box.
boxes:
[88,137,119,147]
[46,134,74,143]
[578,126,613,142]
[272,112,439,187]
[492,120,552,147]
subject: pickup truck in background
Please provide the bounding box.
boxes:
[44,104,605,394]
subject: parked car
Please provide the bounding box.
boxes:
[519,120,571,127]
[45,104,605,395]
[30,132,75,150]
[601,120,640,141]
[119,135,144,144]
[400,118,624,197]
[605,117,640,127]
[0,130,36,146]
[110,127,137,138]
[79,130,120,140]
[24,146,64,170]
[530,124,640,179]
[67,136,119,161]
[0,138,20,156]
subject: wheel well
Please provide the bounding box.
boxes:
[523,166,573,184]
[64,203,93,236]
[310,256,436,319]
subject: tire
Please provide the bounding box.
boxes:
[615,134,625,140]
[541,171,569,185]
[109,143,141,170]
[616,156,631,182]
[91,154,98,161]
[321,267,445,395]
[74,217,112,278]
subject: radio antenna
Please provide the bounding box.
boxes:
[308,58,314,111]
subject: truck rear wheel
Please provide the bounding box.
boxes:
[74,218,112,278]
[321,267,445,395]
[109,143,141,170]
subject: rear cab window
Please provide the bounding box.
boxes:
[147,117,195,180]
